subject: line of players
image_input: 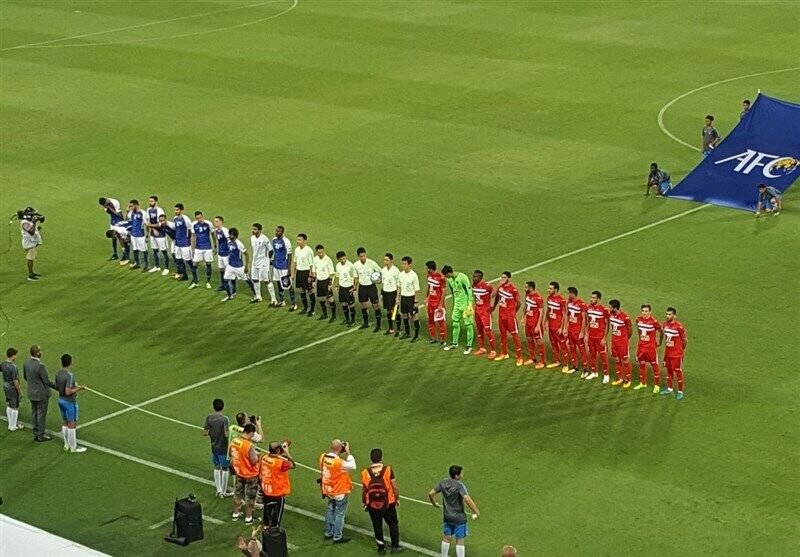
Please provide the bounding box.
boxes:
[99,196,688,399]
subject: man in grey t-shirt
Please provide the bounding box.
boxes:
[428,465,480,557]
[55,354,86,453]
[203,398,231,497]
[701,114,720,157]
[2,347,23,432]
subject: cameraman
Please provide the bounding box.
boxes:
[20,209,42,282]
[233,412,263,443]
[259,440,295,528]
[319,439,356,544]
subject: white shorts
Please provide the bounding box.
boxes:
[224,266,248,281]
[174,246,192,261]
[193,249,213,263]
[251,265,271,282]
[150,237,168,251]
[131,236,146,251]
[273,268,289,279]
[217,255,229,269]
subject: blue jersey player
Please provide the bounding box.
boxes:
[168,203,193,281]
[221,228,255,302]
[213,216,231,292]
[271,225,296,310]
[189,211,214,290]
[127,200,149,271]
[145,195,168,275]
[98,197,124,260]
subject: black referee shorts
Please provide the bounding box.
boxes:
[338,286,355,304]
[296,270,311,290]
[401,295,418,315]
[316,278,331,297]
[358,284,379,304]
[382,291,398,311]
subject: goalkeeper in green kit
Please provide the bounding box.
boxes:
[441,265,475,355]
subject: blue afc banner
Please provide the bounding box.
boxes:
[666,93,800,211]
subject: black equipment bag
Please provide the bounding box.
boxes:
[260,526,289,557]
[172,495,204,542]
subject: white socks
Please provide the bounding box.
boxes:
[266,282,276,302]
[253,281,262,299]
[67,428,77,450]
[441,542,450,557]
[6,407,19,429]
[62,426,68,445]
[221,470,229,493]
[214,469,222,493]
[456,545,465,557]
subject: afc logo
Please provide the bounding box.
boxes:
[715,149,799,178]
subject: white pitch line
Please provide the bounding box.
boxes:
[0,0,298,51]
[1,417,437,557]
[148,515,228,530]
[657,66,800,151]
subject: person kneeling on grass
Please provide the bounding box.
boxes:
[755,183,782,216]
[646,163,672,196]
[235,525,262,557]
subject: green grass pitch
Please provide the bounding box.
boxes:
[1,1,798,555]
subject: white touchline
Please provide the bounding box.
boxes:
[1,417,438,557]
[657,67,800,151]
[0,0,299,51]
[80,202,712,433]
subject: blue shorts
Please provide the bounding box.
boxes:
[659,181,672,195]
[211,452,230,468]
[58,399,78,422]
[443,523,468,539]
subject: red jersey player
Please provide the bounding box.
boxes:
[493,271,523,365]
[523,281,546,369]
[634,304,662,393]
[471,270,497,359]
[566,287,589,376]
[661,307,687,400]
[608,299,633,388]
[583,290,610,382]
[545,281,569,372]
[425,261,447,345]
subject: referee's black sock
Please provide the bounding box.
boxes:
[361,308,369,325]
[300,291,308,311]
[309,293,316,312]
[396,314,402,330]
[375,309,381,328]
[404,317,411,335]
[329,301,337,318]
[342,304,350,323]
[413,319,420,338]
[386,312,394,330]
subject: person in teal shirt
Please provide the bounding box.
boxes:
[441,266,475,355]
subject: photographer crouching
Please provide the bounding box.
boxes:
[18,207,44,282]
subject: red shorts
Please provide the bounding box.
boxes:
[524,321,542,340]
[611,342,629,360]
[548,328,565,346]
[664,356,683,372]
[636,346,657,364]
[587,336,606,355]
[498,313,518,334]
[567,329,584,347]
[475,310,492,331]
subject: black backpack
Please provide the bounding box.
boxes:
[365,466,391,510]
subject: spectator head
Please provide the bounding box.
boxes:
[370,448,383,463]
[6,347,18,359]
[212,398,224,412]
[449,465,463,479]
[60,353,72,367]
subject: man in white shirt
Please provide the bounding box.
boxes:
[334,251,358,327]
[398,256,421,341]
[292,233,316,316]
[380,253,402,336]
[19,210,43,282]
[249,224,275,304]
[312,244,336,322]
[353,247,383,332]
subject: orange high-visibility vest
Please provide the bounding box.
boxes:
[360,465,397,506]
[230,437,259,479]
[319,453,353,497]
[260,454,291,497]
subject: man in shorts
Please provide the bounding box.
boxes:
[204,398,231,497]
[353,247,382,331]
[230,423,260,524]
[428,465,480,557]
[755,183,782,216]
[2,347,23,431]
[312,244,336,321]
[55,354,87,453]
[222,228,255,302]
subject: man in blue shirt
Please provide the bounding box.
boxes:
[169,203,193,281]
[127,200,149,271]
[271,225,297,310]
[98,197,124,260]
[646,163,672,196]
[213,216,231,292]
[222,228,256,302]
[105,221,132,264]
[145,195,168,275]
[756,183,782,216]
[189,211,214,290]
